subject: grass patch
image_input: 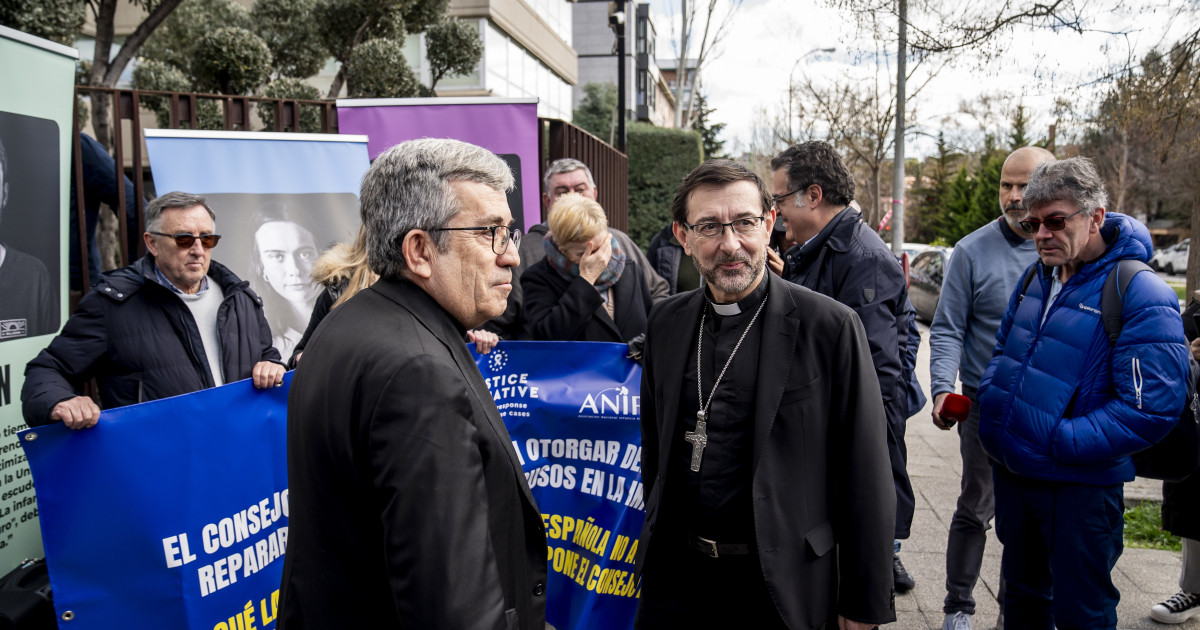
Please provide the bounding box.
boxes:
[1125,501,1182,551]
[1175,284,1187,302]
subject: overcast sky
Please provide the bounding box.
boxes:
[646,0,1199,159]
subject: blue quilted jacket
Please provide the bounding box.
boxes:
[977,212,1189,485]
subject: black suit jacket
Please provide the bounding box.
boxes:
[635,272,896,628]
[521,258,652,342]
[278,278,547,630]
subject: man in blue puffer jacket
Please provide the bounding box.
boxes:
[977,157,1189,629]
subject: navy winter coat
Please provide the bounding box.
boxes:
[783,207,911,417]
[978,212,1189,485]
[22,256,281,426]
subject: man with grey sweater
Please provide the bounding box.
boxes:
[928,146,1054,630]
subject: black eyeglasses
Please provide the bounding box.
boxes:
[682,215,768,239]
[1018,209,1084,233]
[431,225,522,255]
[150,232,221,249]
[772,188,805,205]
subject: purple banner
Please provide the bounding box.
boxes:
[336,98,540,231]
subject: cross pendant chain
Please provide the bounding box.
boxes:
[689,295,767,474]
[684,414,708,472]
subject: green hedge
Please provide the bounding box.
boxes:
[627,122,703,249]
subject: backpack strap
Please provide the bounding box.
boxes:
[1016,264,1039,304]
[1101,259,1153,345]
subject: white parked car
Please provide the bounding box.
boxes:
[1151,239,1189,275]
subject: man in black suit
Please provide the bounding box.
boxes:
[278,138,548,630]
[635,159,896,629]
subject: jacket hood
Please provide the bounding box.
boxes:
[1099,211,1153,265]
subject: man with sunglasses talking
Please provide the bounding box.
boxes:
[22,191,285,429]
[976,157,1188,629]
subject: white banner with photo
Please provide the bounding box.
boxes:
[145,130,370,358]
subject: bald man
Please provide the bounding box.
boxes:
[928,146,1055,630]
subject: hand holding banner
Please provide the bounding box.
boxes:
[21,376,291,630]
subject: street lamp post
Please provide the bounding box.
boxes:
[787,46,836,144]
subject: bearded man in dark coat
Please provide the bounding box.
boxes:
[634,159,896,630]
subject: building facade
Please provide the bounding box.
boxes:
[572,1,675,128]
[75,0,578,121]
[434,0,577,121]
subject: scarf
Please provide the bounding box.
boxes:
[543,232,627,290]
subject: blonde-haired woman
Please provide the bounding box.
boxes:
[522,193,652,341]
[288,226,497,366]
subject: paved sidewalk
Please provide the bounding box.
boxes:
[887,323,1197,629]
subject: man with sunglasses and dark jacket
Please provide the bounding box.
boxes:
[22,191,284,429]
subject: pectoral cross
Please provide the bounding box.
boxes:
[684,410,708,472]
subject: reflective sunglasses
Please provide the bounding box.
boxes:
[1018,209,1084,233]
[150,231,222,249]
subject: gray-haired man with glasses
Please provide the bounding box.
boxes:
[279,138,548,630]
[22,191,285,429]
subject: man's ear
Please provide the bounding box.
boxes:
[806,184,824,209]
[671,221,692,256]
[143,232,159,258]
[1091,207,1106,230]
[401,230,435,280]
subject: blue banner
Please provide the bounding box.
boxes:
[474,341,644,630]
[21,342,643,630]
[20,375,291,630]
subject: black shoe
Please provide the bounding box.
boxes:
[1152,590,1200,624]
[893,554,915,592]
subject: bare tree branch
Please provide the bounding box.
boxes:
[670,0,742,128]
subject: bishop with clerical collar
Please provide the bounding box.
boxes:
[634,159,897,630]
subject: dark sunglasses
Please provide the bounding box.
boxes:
[150,231,222,249]
[1018,209,1084,233]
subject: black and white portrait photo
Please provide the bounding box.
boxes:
[0,110,61,342]
[204,192,359,357]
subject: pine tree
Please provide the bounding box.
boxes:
[572,82,619,143]
[693,94,727,160]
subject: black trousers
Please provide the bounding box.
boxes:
[635,537,790,630]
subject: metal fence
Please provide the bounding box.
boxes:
[540,118,629,232]
[70,88,627,296]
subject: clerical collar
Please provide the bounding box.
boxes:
[705,274,768,317]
